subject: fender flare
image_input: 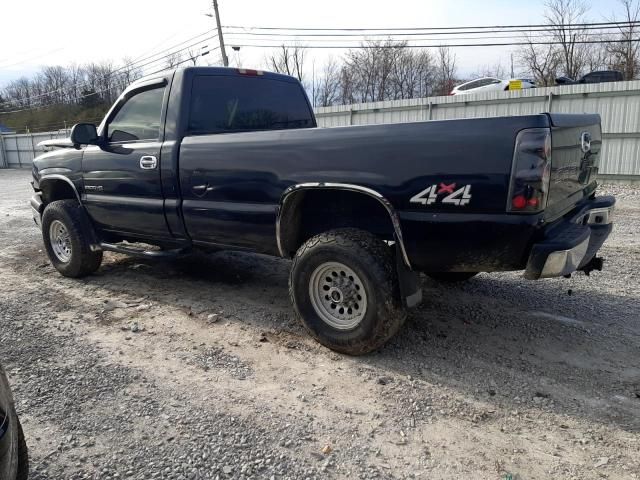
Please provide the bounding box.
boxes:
[38,174,82,204]
[276,182,412,269]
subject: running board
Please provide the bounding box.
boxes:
[99,242,188,258]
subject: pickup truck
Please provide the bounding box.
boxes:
[30,66,615,355]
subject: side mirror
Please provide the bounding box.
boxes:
[70,123,99,147]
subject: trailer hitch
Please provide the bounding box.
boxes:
[579,256,604,276]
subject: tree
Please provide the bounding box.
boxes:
[165,52,184,69]
[518,37,562,85]
[117,57,143,92]
[545,0,591,79]
[434,46,457,95]
[517,0,593,83]
[341,40,402,102]
[42,65,69,104]
[267,45,306,83]
[606,0,640,79]
[187,48,201,66]
[314,58,341,107]
[472,61,509,80]
[390,48,437,98]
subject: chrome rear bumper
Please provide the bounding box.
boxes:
[525,196,614,280]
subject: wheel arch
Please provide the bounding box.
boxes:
[39,175,82,205]
[276,183,411,269]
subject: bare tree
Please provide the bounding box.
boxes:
[584,36,610,72]
[606,0,640,79]
[165,52,184,69]
[434,46,457,95]
[472,61,509,79]
[389,48,437,98]
[67,63,85,104]
[314,58,341,107]
[545,0,591,79]
[186,48,201,66]
[518,36,562,85]
[341,40,401,102]
[267,45,306,83]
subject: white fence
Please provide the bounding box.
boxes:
[2,80,640,177]
[0,129,70,169]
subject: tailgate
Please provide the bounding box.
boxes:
[545,113,601,220]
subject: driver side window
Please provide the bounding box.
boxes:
[107,86,165,143]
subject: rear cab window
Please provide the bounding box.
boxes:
[188,74,315,135]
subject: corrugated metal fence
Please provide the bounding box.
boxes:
[0,129,70,169]
[1,80,639,177]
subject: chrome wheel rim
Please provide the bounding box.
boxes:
[49,220,72,263]
[309,261,367,330]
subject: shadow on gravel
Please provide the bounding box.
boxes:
[30,246,640,433]
[383,274,640,433]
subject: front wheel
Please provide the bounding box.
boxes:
[290,229,406,355]
[41,200,103,278]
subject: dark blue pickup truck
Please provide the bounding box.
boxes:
[30,67,614,355]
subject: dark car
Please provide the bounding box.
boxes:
[30,67,614,355]
[0,364,28,480]
[556,70,624,85]
[579,70,624,84]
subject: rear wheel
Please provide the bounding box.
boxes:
[290,229,406,355]
[16,420,28,480]
[42,200,103,278]
[426,272,478,283]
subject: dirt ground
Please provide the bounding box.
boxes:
[0,168,638,480]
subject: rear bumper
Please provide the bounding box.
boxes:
[30,193,43,228]
[524,195,615,279]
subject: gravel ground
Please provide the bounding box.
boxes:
[0,168,638,480]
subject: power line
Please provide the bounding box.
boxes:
[222,22,640,38]
[221,37,640,49]
[224,31,624,44]
[0,47,65,69]
[128,28,206,64]
[0,34,218,109]
[126,29,217,68]
[21,115,104,132]
[222,20,640,32]
[0,48,219,116]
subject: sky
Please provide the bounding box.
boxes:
[0,0,628,88]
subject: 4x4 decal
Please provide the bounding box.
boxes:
[410,183,472,206]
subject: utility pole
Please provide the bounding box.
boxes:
[212,0,229,67]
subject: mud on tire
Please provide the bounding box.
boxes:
[41,199,103,278]
[289,228,407,355]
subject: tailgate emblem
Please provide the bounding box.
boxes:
[581,132,592,153]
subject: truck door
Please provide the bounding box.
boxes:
[82,80,172,239]
[177,72,315,252]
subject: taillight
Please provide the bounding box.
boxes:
[237,68,264,76]
[507,128,551,213]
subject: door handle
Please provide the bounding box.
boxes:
[140,156,158,169]
[192,183,214,197]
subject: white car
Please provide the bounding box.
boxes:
[451,77,536,95]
